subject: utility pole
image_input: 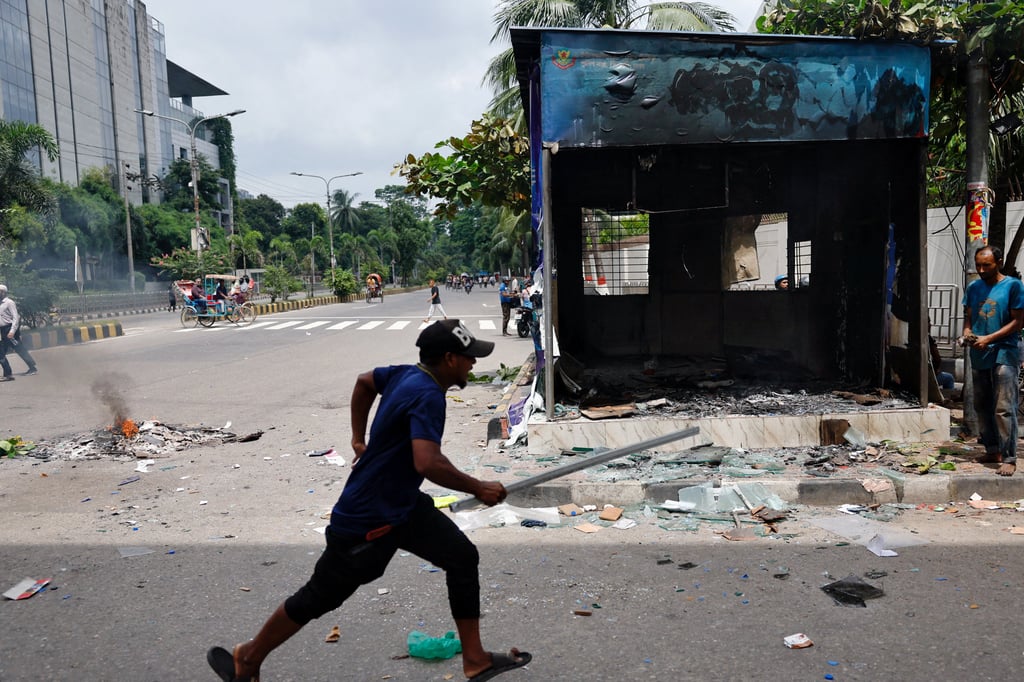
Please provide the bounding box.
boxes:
[122,162,136,293]
[962,25,991,435]
[310,222,316,298]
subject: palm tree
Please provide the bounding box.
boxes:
[330,188,361,237]
[488,207,533,274]
[229,228,264,273]
[0,120,59,225]
[485,0,737,117]
[267,234,294,268]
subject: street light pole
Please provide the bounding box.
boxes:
[290,171,362,269]
[135,107,245,263]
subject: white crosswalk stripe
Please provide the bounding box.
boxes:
[296,321,331,330]
[176,319,504,335]
[238,321,276,331]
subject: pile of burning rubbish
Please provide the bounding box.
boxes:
[27,377,261,461]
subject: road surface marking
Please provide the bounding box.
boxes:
[266,321,304,330]
[327,321,358,330]
[296,321,331,330]
[357,321,384,330]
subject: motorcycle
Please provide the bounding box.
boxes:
[512,303,532,338]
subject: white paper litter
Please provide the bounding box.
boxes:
[866,534,899,557]
[134,459,155,473]
[453,503,560,531]
[612,518,637,530]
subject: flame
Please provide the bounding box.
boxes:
[119,419,139,440]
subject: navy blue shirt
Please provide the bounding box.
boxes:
[330,365,445,536]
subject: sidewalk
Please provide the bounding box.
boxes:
[479,358,1024,509]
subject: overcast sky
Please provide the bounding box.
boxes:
[143,0,765,211]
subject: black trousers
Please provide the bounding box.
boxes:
[284,493,480,624]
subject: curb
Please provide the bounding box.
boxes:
[251,294,343,316]
[502,472,1024,509]
[487,352,537,442]
[21,321,123,351]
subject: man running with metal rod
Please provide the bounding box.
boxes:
[208,320,531,681]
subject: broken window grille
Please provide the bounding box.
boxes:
[581,209,649,295]
[792,240,812,288]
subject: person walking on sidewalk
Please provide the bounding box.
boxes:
[424,278,448,323]
[207,319,531,682]
[962,246,1024,476]
[0,284,38,380]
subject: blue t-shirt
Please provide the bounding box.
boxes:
[330,365,445,537]
[499,282,512,304]
[963,276,1024,369]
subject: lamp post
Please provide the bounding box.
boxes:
[289,171,363,269]
[135,107,245,260]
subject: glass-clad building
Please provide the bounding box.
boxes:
[0,0,228,211]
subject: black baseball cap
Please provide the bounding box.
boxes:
[417,319,494,358]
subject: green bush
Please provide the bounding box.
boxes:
[263,265,301,302]
[325,268,358,297]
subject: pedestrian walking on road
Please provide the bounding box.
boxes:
[962,245,1024,477]
[0,284,38,379]
[424,278,448,323]
[168,282,178,312]
[207,319,531,682]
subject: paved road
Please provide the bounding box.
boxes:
[4,287,533,441]
[3,288,1023,680]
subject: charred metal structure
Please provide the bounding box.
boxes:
[511,28,932,409]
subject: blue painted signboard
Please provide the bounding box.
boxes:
[537,31,930,147]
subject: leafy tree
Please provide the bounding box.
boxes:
[485,0,737,117]
[0,120,59,239]
[237,194,285,236]
[449,202,499,268]
[206,117,238,204]
[0,247,58,327]
[395,114,531,218]
[160,156,222,213]
[280,202,326,243]
[759,1,1024,204]
[262,264,301,302]
[136,204,193,263]
[150,246,234,281]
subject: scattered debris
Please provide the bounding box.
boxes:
[783,633,814,649]
[30,421,248,461]
[822,575,885,607]
[599,506,623,521]
[4,578,50,600]
[407,631,462,660]
[325,625,341,643]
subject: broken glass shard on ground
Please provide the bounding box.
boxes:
[822,575,884,607]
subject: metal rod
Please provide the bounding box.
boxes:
[449,426,701,512]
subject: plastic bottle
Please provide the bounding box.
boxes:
[407,630,462,660]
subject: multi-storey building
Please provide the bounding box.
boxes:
[0,0,233,231]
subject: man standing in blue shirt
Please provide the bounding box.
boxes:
[498,277,513,336]
[962,246,1024,476]
[208,320,531,681]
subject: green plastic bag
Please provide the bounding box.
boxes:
[407,630,462,660]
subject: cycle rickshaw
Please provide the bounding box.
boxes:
[179,274,258,328]
[366,273,384,304]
